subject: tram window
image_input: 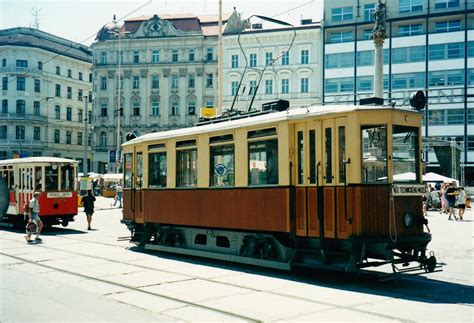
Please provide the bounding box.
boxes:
[124,153,133,188]
[248,139,278,186]
[9,171,14,190]
[61,164,74,190]
[248,128,277,139]
[338,126,346,183]
[210,144,234,187]
[325,128,333,184]
[35,167,42,191]
[297,131,304,184]
[176,149,197,188]
[309,130,317,184]
[361,126,387,183]
[392,126,419,182]
[45,166,59,190]
[136,153,143,188]
[149,152,167,188]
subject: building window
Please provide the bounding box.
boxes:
[435,20,461,33]
[0,126,7,139]
[176,147,197,188]
[1,99,7,113]
[34,79,41,93]
[152,50,160,63]
[77,132,83,145]
[78,89,83,101]
[392,72,425,89]
[206,99,214,109]
[228,81,238,96]
[33,101,40,115]
[357,51,374,66]
[78,109,83,122]
[172,49,178,62]
[54,129,60,143]
[100,76,107,90]
[300,78,309,93]
[281,79,289,94]
[447,109,464,125]
[55,84,61,97]
[399,0,423,13]
[434,0,459,9]
[249,138,278,185]
[149,152,167,188]
[250,53,257,67]
[265,52,273,65]
[17,77,25,91]
[330,32,353,43]
[172,75,179,89]
[79,72,83,81]
[100,132,107,147]
[265,79,273,94]
[118,51,123,64]
[132,76,139,89]
[363,29,373,40]
[249,80,257,95]
[206,48,213,61]
[66,130,72,144]
[231,54,239,68]
[210,143,234,187]
[67,86,72,99]
[66,107,72,121]
[188,74,195,88]
[100,103,107,117]
[67,69,72,78]
[2,77,7,91]
[56,66,61,75]
[332,6,353,21]
[16,125,25,140]
[16,100,25,115]
[398,24,423,36]
[133,51,139,63]
[152,101,160,116]
[206,74,213,88]
[325,77,354,93]
[16,60,28,68]
[300,49,309,64]
[189,48,195,62]
[364,3,376,22]
[101,52,107,64]
[429,43,464,60]
[357,76,373,92]
[282,51,290,65]
[55,105,60,119]
[171,100,179,116]
[151,75,160,89]
[392,46,426,63]
[133,102,140,116]
[186,101,195,115]
[37,61,42,70]
[428,70,463,86]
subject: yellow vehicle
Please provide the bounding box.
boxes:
[101,173,123,198]
[121,103,437,274]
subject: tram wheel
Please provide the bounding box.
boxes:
[61,220,69,227]
[425,256,437,273]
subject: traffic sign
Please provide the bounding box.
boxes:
[109,150,116,163]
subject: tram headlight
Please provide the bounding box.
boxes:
[403,212,414,228]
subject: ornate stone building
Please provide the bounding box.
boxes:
[92,13,228,173]
[0,27,92,170]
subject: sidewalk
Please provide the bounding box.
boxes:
[78,196,122,211]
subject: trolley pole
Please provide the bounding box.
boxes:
[83,96,88,175]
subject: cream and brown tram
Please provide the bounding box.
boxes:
[0,157,78,227]
[121,104,437,273]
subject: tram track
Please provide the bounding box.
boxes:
[3,235,471,321]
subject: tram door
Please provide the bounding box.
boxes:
[133,150,144,224]
[17,166,33,215]
[322,119,336,239]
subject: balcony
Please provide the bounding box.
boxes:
[0,113,47,122]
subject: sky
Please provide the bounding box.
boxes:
[0,0,323,46]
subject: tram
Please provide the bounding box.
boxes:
[0,157,78,227]
[121,103,437,274]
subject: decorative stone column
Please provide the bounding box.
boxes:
[372,1,387,100]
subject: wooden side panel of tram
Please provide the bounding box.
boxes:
[394,196,424,234]
[142,187,290,232]
[323,187,336,238]
[295,187,307,236]
[306,187,320,237]
[123,190,133,221]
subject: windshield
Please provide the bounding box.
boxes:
[61,164,75,190]
[392,125,420,183]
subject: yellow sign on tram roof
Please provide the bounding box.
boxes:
[201,107,216,118]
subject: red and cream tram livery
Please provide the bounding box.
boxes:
[0,157,78,227]
[121,104,437,274]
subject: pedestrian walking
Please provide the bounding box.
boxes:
[113,182,123,208]
[25,192,43,243]
[456,187,466,221]
[440,184,448,214]
[445,182,458,221]
[83,190,96,230]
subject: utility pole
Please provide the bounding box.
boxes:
[83,95,88,175]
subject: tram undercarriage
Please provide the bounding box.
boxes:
[122,221,438,274]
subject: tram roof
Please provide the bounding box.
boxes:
[0,157,78,165]
[124,105,418,146]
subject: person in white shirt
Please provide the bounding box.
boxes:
[457,187,466,221]
[25,192,43,243]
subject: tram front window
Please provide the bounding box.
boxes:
[45,166,59,190]
[61,164,74,190]
[361,126,387,183]
[392,126,419,182]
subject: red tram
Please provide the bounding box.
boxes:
[0,157,78,227]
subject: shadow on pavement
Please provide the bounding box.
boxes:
[127,245,474,306]
[1,225,87,236]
